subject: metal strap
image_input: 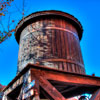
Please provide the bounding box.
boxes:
[41,58,84,68]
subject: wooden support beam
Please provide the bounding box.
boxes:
[41,89,53,99]
[31,68,100,87]
[38,76,66,100]
[90,89,100,100]
[46,72,100,87]
[61,86,78,94]
[30,66,100,99]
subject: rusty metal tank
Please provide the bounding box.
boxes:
[15,10,85,74]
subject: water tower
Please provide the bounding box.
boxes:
[15,10,85,74]
[3,11,100,100]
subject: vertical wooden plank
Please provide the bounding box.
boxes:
[74,64,77,73]
[61,19,66,58]
[70,26,76,73]
[54,29,58,57]
[54,62,59,69]
[76,39,81,63]
[72,39,76,63]
[55,19,59,57]
[44,18,49,59]
[55,19,62,58]
[68,63,72,72]
[65,22,71,60]
[49,18,53,57]
[73,38,78,63]
[56,29,60,57]
[74,65,77,73]
[76,65,79,74]
[71,64,75,73]
[76,65,80,74]
[67,30,72,72]
[31,70,40,100]
[52,18,56,57]
[51,29,55,56]
[78,66,81,74]
[43,18,47,59]
[40,19,45,60]
[59,62,63,70]
[62,62,64,70]
[69,22,74,61]
[66,63,69,72]
[59,31,62,58]
[63,62,67,71]
[64,31,69,59]
[46,19,52,58]
[49,18,54,55]
[71,35,74,60]
[67,32,71,60]
[63,20,67,59]
[81,67,83,74]
[76,39,84,64]
[58,19,62,58]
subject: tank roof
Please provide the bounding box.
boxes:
[15,10,83,43]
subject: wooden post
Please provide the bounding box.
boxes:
[32,89,40,100]
[31,74,40,100]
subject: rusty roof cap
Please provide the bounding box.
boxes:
[15,10,83,43]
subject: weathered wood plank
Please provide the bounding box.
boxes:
[31,68,100,86]
[63,62,67,71]
[31,73,40,100]
[59,62,63,70]
[38,76,66,100]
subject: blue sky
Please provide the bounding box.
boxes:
[0,0,100,85]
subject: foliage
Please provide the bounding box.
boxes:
[0,0,14,43]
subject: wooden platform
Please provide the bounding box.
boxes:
[3,64,100,100]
